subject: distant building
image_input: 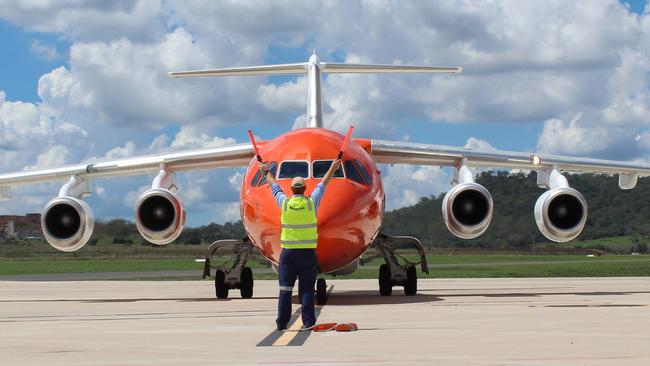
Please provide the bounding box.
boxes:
[0,214,42,239]
[6,221,16,238]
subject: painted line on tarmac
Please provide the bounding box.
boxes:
[257,285,333,347]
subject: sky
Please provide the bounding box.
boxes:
[0,0,650,226]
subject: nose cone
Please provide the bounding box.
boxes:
[313,181,382,273]
[309,53,320,65]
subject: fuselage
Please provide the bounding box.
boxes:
[240,128,385,273]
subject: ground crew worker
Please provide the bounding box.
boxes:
[258,158,342,331]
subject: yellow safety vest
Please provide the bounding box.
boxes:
[280,196,318,249]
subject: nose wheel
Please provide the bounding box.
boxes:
[298,278,328,305]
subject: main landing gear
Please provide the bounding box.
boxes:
[203,237,263,299]
[364,233,429,296]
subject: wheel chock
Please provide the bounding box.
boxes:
[335,323,358,332]
[311,322,338,332]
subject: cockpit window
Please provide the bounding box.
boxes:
[343,159,372,185]
[278,161,309,179]
[313,160,344,178]
[344,160,364,184]
[353,160,372,184]
[251,161,277,186]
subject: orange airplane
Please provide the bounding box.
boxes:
[2,53,650,304]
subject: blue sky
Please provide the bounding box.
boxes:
[1,1,650,226]
[0,22,67,102]
[2,0,642,150]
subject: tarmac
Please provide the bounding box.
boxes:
[1,277,649,365]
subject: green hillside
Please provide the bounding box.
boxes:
[382,171,650,251]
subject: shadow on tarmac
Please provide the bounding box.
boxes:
[290,289,650,306]
[4,290,649,305]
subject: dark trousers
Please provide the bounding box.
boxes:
[276,248,318,328]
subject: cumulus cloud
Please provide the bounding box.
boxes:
[178,177,207,206]
[2,1,650,224]
[257,77,306,113]
[169,126,237,150]
[25,145,70,171]
[123,184,148,208]
[0,0,166,42]
[228,171,244,193]
[380,164,449,210]
[212,201,241,223]
[537,113,640,158]
[0,90,87,171]
[464,137,496,151]
[30,40,60,61]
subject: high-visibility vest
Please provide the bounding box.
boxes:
[280,196,318,249]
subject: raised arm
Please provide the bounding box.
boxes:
[258,161,278,186]
[322,159,342,186]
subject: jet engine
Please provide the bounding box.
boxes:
[41,196,95,252]
[442,182,493,239]
[135,188,186,245]
[442,163,493,239]
[534,187,587,242]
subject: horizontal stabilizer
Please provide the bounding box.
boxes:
[322,63,462,74]
[169,63,308,78]
[169,62,462,78]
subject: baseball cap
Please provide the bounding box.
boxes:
[291,177,306,188]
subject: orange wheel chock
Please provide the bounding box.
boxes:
[311,322,338,332]
[335,323,358,332]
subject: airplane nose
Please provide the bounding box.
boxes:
[314,183,381,273]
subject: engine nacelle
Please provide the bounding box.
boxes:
[135,188,186,245]
[534,187,587,242]
[442,182,493,239]
[41,196,95,252]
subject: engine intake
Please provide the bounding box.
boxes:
[135,188,186,245]
[534,187,587,242]
[442,182,493,239]
[41,196,95,252]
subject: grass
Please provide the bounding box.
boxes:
[337,254,650,279]
[538,235,648,253]
[1,254,649,279]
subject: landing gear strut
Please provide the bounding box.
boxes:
[364,233,429,296]
[203,237,262,299]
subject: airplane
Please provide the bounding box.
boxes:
[2,53,650,304]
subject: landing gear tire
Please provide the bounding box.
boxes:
[215,269,229,299]
[316,278,327,305]
[379,264,392,296]
[404,265,417,296]
[240,266,254,299]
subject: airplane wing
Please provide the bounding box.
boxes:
[0,142,254,189]
[369,139,650,243]
[370,139,650,179]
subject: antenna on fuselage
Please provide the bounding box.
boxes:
[168,55,462,130]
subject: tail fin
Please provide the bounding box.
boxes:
[169,54,462,128]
